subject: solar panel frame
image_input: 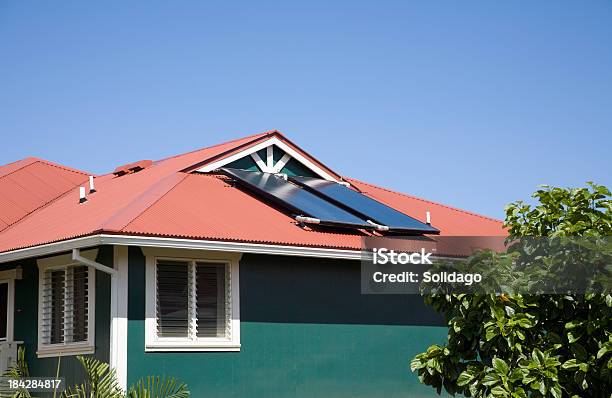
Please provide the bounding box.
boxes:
[289,176,440,234]
[220,168,374,229]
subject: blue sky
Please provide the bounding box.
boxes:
[1,1,610,219]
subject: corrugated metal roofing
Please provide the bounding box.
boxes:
[122,174,365,249]
[0,131,505,254]
[0,157,88,231]
[347,178,504,236]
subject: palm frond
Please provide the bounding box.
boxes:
[61,356,123,398]
[126,376,189,398]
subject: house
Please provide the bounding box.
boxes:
[0,131,504,397]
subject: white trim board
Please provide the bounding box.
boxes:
[195,136,339,182]
[0,234,365,263]
[110,246,128,390]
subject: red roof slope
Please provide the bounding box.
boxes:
[347,179,504,236]
[123,174,363,249]
[0,131,505,253]
[0,157,89,231]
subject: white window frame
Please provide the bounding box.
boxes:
[143,248,241,352]
[37,252,96,358]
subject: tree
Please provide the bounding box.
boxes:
[411,182,612,397]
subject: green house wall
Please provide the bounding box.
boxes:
[126,248,447,397]
[1,245,447,396]
[1,246,112,386]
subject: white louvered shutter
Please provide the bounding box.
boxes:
[156,260,231,340]
[69,265,89,342]
[41,265,89,345]
[156,260,190,338]
[195,262,230,338]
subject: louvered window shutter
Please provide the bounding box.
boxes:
[156,260,231,340]
[70,265,89,342]
[41,265,89,345]
[156,260,190,338]
[195,262,229,338]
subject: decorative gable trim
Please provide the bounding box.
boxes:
[194,136,339,181]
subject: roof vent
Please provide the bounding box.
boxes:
[79,186,87,203]
[113,160,153,176]
[88,176,96,193]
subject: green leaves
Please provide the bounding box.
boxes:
[504,182,612,239]
[567,330,582,343]
[561,359,580,370]
[62,356,123,398]
[456,371,474,387]
[59,356,190,398]
[412,183,612,397]
[126,377,190,398]
[492,358,509,375]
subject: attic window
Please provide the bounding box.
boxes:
[224,145,318,178]
[194,135,335,180]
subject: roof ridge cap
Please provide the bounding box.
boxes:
[35,158,91,176]
[156,130,278,164]
[345,177,503,224]
[0,157,39,179]
[0,157,90,181]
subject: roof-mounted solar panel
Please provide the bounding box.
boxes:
[221,168,373,229]
[289,176,440,234]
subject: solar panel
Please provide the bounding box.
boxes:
[290,176,439,234]
[221,168,373,229]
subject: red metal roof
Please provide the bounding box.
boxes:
[0,157,89,231]
[0,131,505,253]
[347,178,504,236]
[112,160,153,176]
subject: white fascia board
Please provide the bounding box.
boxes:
[195,137,338,182]
[101,235,364,260]
[0,236,104,264]
[0,234,364,263]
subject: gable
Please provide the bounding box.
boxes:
[194,135,337,181]
[224,145,319,178]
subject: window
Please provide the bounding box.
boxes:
[144,252,240,351]
[0,283,8,340]
[37,262,95,357]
